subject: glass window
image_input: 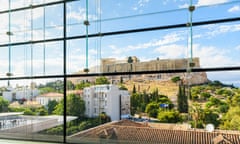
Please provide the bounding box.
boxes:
[1,0,240,143]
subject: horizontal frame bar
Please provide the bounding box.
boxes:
[0,17,239,47]
[1,66,240,80]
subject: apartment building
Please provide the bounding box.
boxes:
[35,92,63,107]
[83,85,130,121]
[3,87,39,102]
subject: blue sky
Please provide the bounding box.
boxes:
[0,0,240,87]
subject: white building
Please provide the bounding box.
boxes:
[120,90,131,115]
[3,87,39,102]
[35,92,63,106]
[83,85,130,121]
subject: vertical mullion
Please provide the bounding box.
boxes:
[63,0,67,143]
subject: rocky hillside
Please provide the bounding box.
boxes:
[123,79,179,104]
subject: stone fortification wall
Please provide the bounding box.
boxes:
[101,57,208,85]
[101,57,200,73]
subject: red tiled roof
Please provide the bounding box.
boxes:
[38,92,63,97]
[67,90,83,95]
[111,119,149,127]
[69,120,240,144]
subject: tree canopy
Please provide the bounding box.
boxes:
[157,109,181,123]
[54,93,85,118]
[47,100,58,115]
[75,81,91,90]
[220,106,240,130]
[95,76,110,85]
[0,97,9,112]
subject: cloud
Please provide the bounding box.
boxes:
[108,45,120,55]
[228,5,240,13]
[128,32,185,51]
[153,32,185,46]
[0,56,64,77]
[138,0,150,7]
[154,44,185,59]
[193,44,237,67]
[196,0,228,6]
[133,0,150,11]
[204,24,240,37]
[179,3,188,8]
[235,45,240,51]
[67,7,97,22]
[67,54,86,73]
[67,7,86,21]
[108,32,185,57]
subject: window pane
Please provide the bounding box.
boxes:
[0,0,240,143]
[0,78,64,143]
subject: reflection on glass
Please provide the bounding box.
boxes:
[0,79,64,142]
[0,0,240,143]
[193,22,240,68]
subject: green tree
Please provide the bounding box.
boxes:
[171,76,181,83]
[99,112,111,124]
[47,100,58,115]
[67,80,75,90]
[142,91,150,106]
[177,85,188,113]
[120,76,123,84]
[203,108,220,127]
[95,76,110,85]
[78,121,93,131]
[130,93,140,115]
[190,103,204,128]
[132,84,136,94]
[45,126,63,135]
[47,80,64,93]
[205,97,221,108]
[67,94,85,118]
[23,108,35,115]
[39,87,55,94]
[190,86,201,101]
[145,102,159,118]
[127,56,133,79]
[36,107,48,116]
[75,81,91,90]
[220,106,240,130]
[54,94,85,118]
[200,92,211,100]
[127,56,133,71]
[118,84,128,90]
[38,80,64,93]
[208,80,223,87]
[157,109,181,123]
[150,88,159,102]
[218,103,229,113]
[216,88,234,97]
[0,97,9,112]
[230,94,240,107]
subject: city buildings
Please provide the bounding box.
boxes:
[0,0,239,143]
[2,86,39,102]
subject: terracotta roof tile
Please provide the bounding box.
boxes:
[38,92,63,97]
[69,120,240,144]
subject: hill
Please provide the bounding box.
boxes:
[123,79,179,103]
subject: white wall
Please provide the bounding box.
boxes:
[2,92,12,101]
[83,85,127,121]
[2,88,39,102]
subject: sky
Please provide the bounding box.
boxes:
[0,0,240,87]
